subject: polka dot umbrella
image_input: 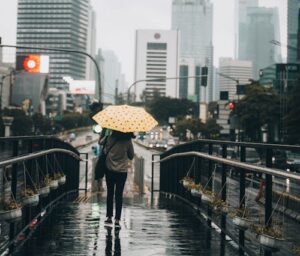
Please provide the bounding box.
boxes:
[92,105,158,133]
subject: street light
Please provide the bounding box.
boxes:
[127,75,207,104]
[0,43,103,108]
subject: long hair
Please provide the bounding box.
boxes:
[111,130,135,140]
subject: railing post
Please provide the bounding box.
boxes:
[220,144,227,254]
[9,140,19,253]
[151,154,154,200]
[265,149,273,226]
[207,144,213,227]
[239,145,246,256]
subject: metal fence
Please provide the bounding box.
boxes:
[159,139,300,256]
[134,156,144,194]
[0,136,81,254]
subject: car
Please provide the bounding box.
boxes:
[286,151,300,173]
[86,135,93,141]
[272,150,287,170]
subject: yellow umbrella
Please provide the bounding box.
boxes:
[92,105,158,133]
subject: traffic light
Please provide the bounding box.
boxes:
[16,55,49,73]
[23,55,40,73]
[229,102,235,110]
[201,66,208,87]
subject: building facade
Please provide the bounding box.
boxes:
[217,58,252,137]
[240,7,281,79]
[102,50,122,105]
[16,0,91,90]
[287,0,300,63]
[172,0,214,102]
[134,30,179,102]
[236,0,258,59]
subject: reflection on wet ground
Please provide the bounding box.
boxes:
[17,194,238,256]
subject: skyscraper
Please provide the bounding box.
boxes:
[236,0,258,59]
[16,0,91,89]
[102,50,122,104]
[172,0,214,102]
[134,30,179,102]
[242,7,281,79]
[287,0,300,63]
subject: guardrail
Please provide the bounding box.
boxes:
[0,136,81,254]
[158,139,300,256]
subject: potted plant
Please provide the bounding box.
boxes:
[39,176,50,197]
[201,189,215,204]
[251,224,284,249]
[212,197,229,214]
[0,200,22,222]
[181,176,194,189]
[22,188,39,207]
[231,207,251,230]
[58,172,66,185]
[190,183,203,198]
[49,173,59,190]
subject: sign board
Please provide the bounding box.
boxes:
[16,55,49,73]
[69,80,96,95]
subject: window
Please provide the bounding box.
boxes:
[147,43,167,50]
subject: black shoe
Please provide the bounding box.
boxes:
[104,218,113,227]
[115,221,121,230]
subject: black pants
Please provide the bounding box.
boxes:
[105,170,127,220]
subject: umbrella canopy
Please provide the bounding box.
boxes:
[92,105,158,133]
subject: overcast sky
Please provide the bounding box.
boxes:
[0,0,286,84]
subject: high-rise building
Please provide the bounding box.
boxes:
[134,30,179,102]
[16,0,91,89]
[236,0,258,59]
[287,0,300,63]
[240,7,281,79]
[102,50,122,104]
[172,0,213,102]
[217,58,252,137]
[86,5,97,80]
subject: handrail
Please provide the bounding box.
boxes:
[0,148,82,168]
[162,139,300,156]
[158,151,300,182]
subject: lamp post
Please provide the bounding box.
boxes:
[0,44,103,108]
[127,75,207,104]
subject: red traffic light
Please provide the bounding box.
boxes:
[229,102,235,110]
[23,55,40,73]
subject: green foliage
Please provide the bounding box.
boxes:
[172,118,204,140]
[202,118,222,139]
[284,81,300,144]
[231,83,280,142]
[56,112,92,130]
[147,97,198,124]
[32,113,52,135]
[11,115,33,136]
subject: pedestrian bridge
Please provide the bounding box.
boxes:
[0,136,300,256]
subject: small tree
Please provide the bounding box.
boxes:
[284,80,300,144]
[32,113,52,135]
[172,118,205,141]
[231,83,280,142]
[11,115,33,136]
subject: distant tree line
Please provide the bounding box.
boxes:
[0,109,93,136]
[230,79,300,144]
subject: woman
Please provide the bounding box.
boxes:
[102,130,134,229]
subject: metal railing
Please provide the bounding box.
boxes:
[134,156,144,194]
[157,139,300,256]
[0,135,81,254]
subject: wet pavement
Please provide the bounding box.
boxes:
[17,194,238,256]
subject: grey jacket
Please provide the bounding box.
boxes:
[103,135,134,173]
